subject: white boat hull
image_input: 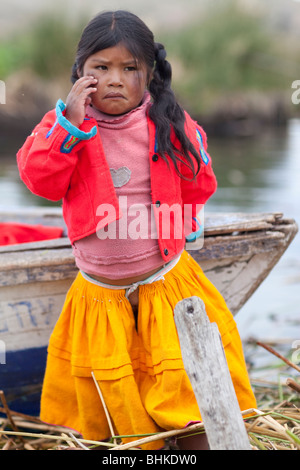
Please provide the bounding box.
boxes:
[0,208,297,414]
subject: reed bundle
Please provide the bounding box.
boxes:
[0,341,299,450]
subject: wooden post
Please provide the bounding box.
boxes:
[174,296,251,450]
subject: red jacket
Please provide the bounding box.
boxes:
[17,99,217,262]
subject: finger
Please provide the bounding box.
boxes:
[82,87,97,98]
[66,85,97,110]
[71,76,97,93]
[85,96,92,106]
[76,75,96,83]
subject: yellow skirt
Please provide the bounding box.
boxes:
[40,250,256,449]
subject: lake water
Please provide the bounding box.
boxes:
[206,120,300,343]
[0,119,299,376]
[207,119,300,381]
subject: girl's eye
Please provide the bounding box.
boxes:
[125,66,137,72]
[96,65,107,71]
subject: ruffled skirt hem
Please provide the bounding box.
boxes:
[40,251,257,450]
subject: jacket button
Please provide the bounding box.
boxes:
[164,248,169,256]
[152,154,159,162]
[155,200,161,207]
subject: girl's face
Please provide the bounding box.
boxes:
[81,43,149,115]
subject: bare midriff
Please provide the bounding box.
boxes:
[85,265,165,286]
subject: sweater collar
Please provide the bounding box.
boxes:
[86,91,151,129]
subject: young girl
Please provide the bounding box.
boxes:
[17,10,256,450]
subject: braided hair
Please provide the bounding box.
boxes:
[71,10,201,179]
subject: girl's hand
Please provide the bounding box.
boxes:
[65,76,98,128]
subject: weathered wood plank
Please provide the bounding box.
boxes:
[0,208,286,236]
[202,252,278,314]
[0,279,73,351]
[174,296,251,450]
[203,212,283,235]
[193,230,286,261]
[0,211,297,322]
[0,237,71,254]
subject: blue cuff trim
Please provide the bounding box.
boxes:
[46,119,58,139]
[185,216,204,242]
[196,129,209,165]
[55,99,97,140]
[61,134,81,154]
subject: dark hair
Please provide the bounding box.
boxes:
[71,10,201,179]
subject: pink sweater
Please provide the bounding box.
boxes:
[72,93,166,279]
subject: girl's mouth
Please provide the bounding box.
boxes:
[104,92,126,99]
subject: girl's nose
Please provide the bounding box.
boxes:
[108,70,123,87]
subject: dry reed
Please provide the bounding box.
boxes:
[0,341,299,450]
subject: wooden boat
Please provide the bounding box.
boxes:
[0,207,298,416]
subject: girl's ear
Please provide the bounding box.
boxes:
[77,67,83,78]
[71,62,81,84]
